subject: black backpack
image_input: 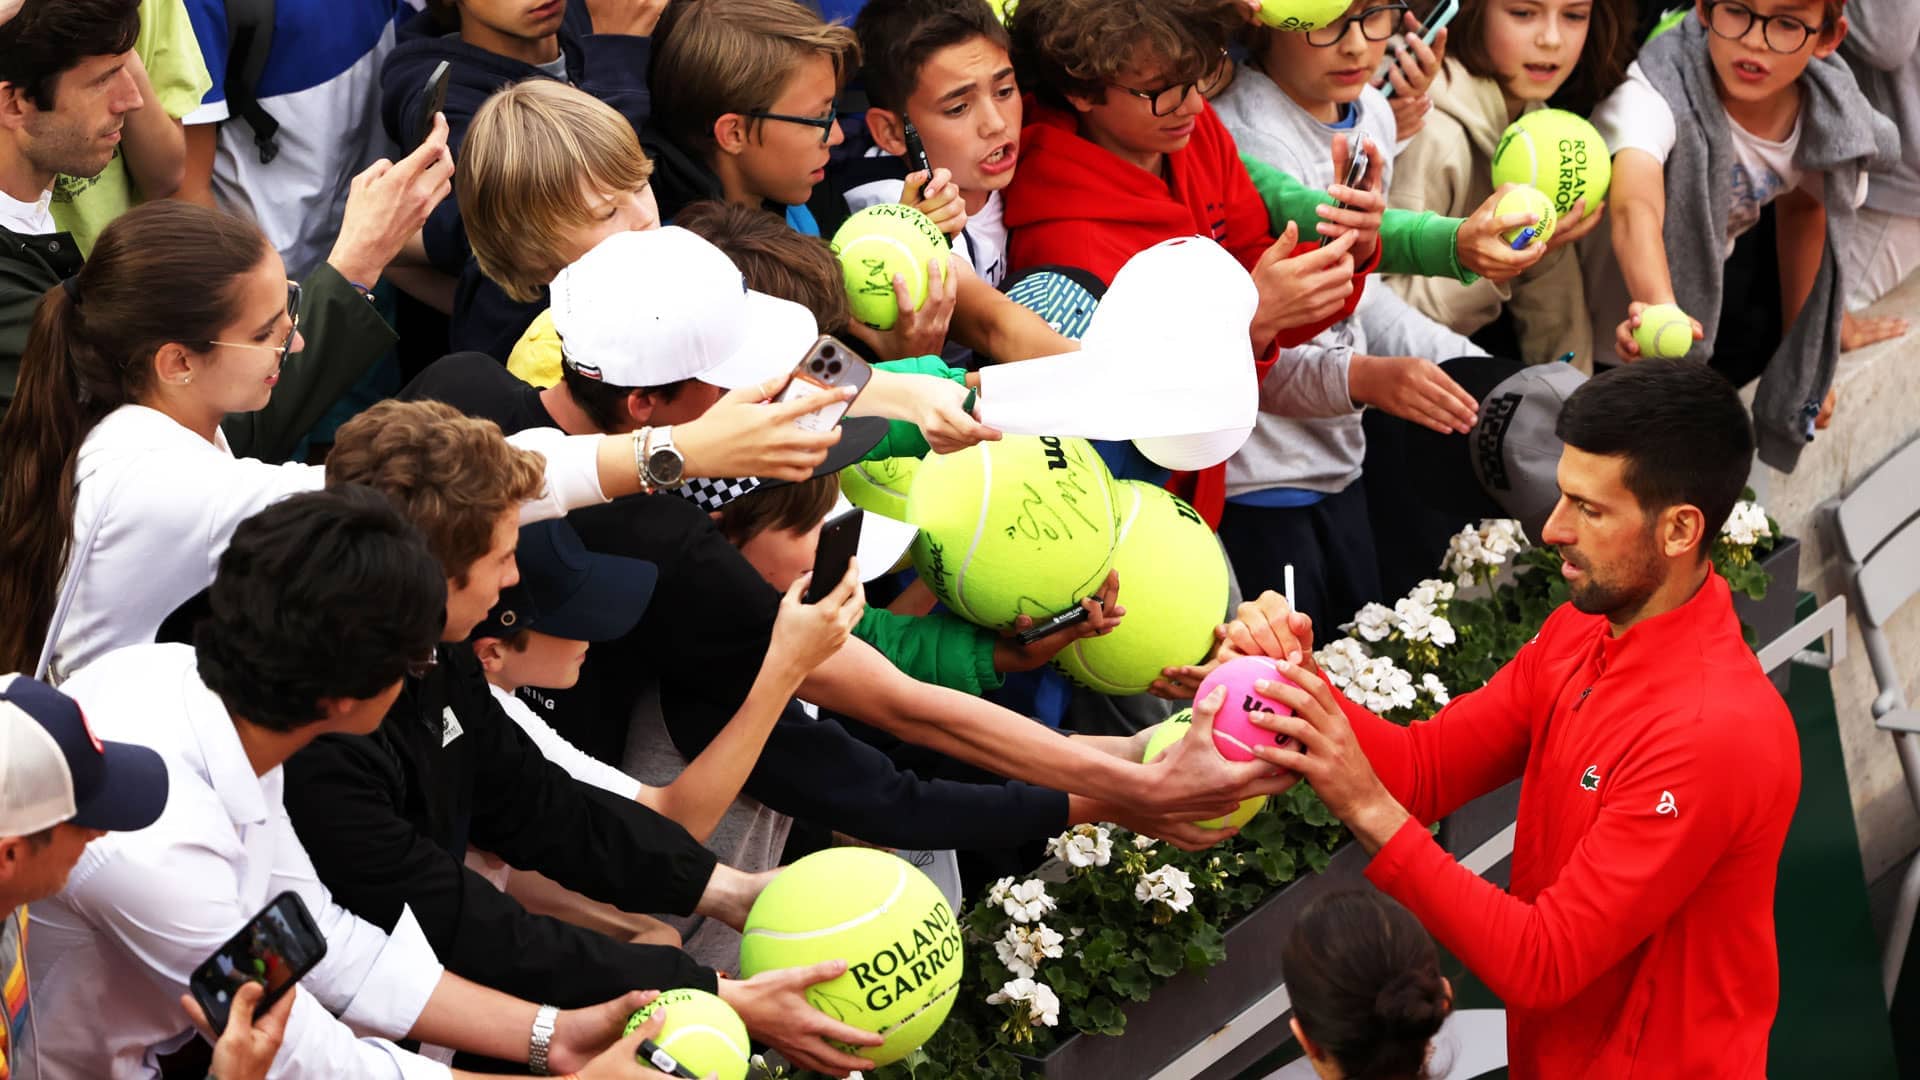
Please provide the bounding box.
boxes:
[223,0,281,163]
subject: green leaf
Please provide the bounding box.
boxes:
[1145,932,1185,977]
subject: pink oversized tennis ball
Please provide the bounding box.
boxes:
[1195,656,1297,762]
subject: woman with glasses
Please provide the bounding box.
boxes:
[1594,0,1891,467]
[0,201,852,682]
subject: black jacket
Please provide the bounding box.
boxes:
[281,645,720,1005]
[0,221,80,408]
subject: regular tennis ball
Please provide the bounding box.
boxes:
[1490,109,1613,219]
[1255,0,1352,30]
[1633,303,1696,359]
[1053,481,1228,696]
[906,435,1120,630]
[624,988,749,1080]
[1142,712,1267,829]
[840,456,921,522]
[831,204,949,331]
[1495,185,1558,249]
[1195,655,1299,763]
[738,848,962,1067]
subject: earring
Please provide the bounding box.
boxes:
[181,375,192,386]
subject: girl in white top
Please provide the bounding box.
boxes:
[0,201,853,682]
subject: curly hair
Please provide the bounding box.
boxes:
[1009,0,1244,109]
[196,487,445,733]
[324,400,547,583]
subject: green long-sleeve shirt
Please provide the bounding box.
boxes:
[853,607,1003,696]
[1241,155,1477,285]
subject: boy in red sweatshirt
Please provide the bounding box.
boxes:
[1214,362,1800,1078]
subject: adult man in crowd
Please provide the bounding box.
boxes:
[1219,362,1801,1076]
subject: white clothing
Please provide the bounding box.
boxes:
[0,188,55,235]
[47,407,609,681]
[24,644,448,1080]
[1845,204,1920,308]
[490,683,641,800]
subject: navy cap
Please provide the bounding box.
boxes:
[473,520,659,643]
[0,674,169,834]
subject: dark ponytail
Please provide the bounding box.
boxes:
[1283,890,1450,1080]
[0,201,268,673]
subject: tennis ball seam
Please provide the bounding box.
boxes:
[1214,730,1257,758]
[1511,128,1539,187]
[866,979,961,1040]
[951,447,996,626]
[743,863,909,942]
[657,1026,750,1063]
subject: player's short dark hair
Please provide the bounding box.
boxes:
[1554,363,1754,546]
[196,487,446,733]
[0,0,141,109]
[855,0,1011,114]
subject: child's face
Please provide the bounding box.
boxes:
[1698,0,1844,107]
[736,53,845,207]
[551,181,660,280]
[1261,1,1401,117]
[1071,45,1215,164]
[1481,0,1593,104]
[901,37,1023,196]
[496,630,594,691]
[739,520,826,592]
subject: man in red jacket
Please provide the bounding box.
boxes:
[1212,362,1800,1078]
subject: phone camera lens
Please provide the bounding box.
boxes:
[827,361,843,376]
[821,345,837,359]
[810,360,824,373]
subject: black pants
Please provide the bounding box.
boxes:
[1217,480,1382,634]
[1710,203,1784,389]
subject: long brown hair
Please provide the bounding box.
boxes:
[0,201,267,672]
[1448,0,1636,117]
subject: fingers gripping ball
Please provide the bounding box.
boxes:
[1054,481,1228,695]
[1496,186,1557,249]
[907,435,1120,630]
[1142,712,1267,828]
[739,848,963,1067]
[1256,0,1354,30]
[1634,303,1696,359]
[840,456,921,523]
[624,989,750,1080]
[1195,656,1299,762]
[831,204,950,331]
[1490,109,1612,219]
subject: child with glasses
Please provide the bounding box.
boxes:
[1596,0,1894,465]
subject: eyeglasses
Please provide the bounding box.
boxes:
[200,280,302,357]
[406,650,439,680]
[1705,1,1823,54]
[1305,3,1410,47]
[745,103,840,145]
[1114,52,1232,117]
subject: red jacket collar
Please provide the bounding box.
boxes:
[1590,568,1737,667]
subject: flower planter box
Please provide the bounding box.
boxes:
[1729,536,1800,695]
[1012,843,1369,1080]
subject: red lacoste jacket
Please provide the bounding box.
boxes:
[1342,570,1799,1077]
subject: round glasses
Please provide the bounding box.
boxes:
[1114,52,1233,117]
[1305,3,1410,47]
[1705,1,1823,54]
[199,280,302,358]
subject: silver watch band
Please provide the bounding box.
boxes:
[529,1003,559,1075]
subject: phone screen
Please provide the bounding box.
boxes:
[775,336,871,434]
[190,892,327,1032]
[418,61,451,149]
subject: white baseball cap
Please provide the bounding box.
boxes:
[0,673,168,837]
[547,227,821,391]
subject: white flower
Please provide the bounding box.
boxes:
[993,922,1066,979]
[1407,578,1456,608]
[1721,501,1772,547]
[1391,598,1455,648]
[1134,865,1196,912]
[1315,638,1370,690]
[993,933,1034,978]
[1349,602,1396,642]
[1480,518,1529,559]
[1419,672,1451,706]
[1002,879,1056,924]
[985,876,1015,908]
[1133,833,1159,850]
[1045,823,1113,868]
[1442,519,1530,583]
[987,977,1061,1027]
[1350,655,1416,713]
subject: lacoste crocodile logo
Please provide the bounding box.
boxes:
[1580,766,1600,792]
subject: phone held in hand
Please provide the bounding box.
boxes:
[188,891,328,1032]
[1372,0,1459,98]
[417,60,451,150]
[808,506,865,604]
[1331,145,1370,211]
[775,335,872,434]
[902,119,934,201]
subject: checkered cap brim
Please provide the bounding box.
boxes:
[674,475,764,513]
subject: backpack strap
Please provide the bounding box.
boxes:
[223,0,281,164]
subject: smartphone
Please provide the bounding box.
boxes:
[417,60,451,149]
[901,120,935,203]
[1330,145,1370,210]
[637,1040,701,1079]
[188,892,327,1033]
[808,506,864,603]
[775,335,872,434]
[1373,0,1459,98]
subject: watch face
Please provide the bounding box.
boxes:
[647,448,685,485]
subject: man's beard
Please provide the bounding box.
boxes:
[1564,540,1664,623]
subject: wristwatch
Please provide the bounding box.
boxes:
[642,425,685,489]
[528,1003,559,1075]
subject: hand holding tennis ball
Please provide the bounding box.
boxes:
[1620,301,1702,361]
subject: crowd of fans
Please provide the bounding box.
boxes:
[0,0,1909,1076]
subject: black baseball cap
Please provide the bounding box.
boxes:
[473,520,660,643]
[0,673,168,834]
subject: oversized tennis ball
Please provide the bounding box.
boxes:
[624,988,749,1080]
[906,435,1120,630]
[1195,655,1299,763]
[1142,712,1267,829]
[840,456,920,522]
[830,204,949,331]
[1490,109,1612,219]
[1495,185,1557,249]
[1053,481,1227,696]
[986,0,1015,22]
[1633,303,1696,359]
[1255,0,1352,30]
[739,848,962,1067]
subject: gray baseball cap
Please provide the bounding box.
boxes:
[1469,362,1589,541]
